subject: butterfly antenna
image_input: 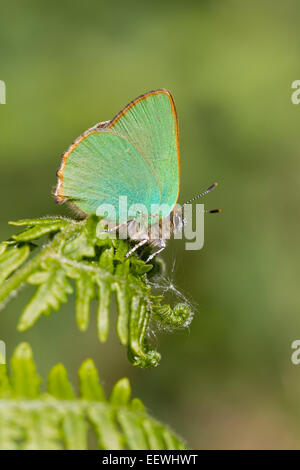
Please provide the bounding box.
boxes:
[205,208,222,214]
[183,182,219,206]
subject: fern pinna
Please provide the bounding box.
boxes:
[0,215,193,368]
[0,343,186,450]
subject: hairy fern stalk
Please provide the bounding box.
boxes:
[0,343,186,450]
[0,215,192,368]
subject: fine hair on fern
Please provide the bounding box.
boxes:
[0,215,193,368]
[0,343,186,450]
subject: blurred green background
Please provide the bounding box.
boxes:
[1,0,300,449]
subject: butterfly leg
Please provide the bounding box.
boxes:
[125,238,149,258]
[146,240,166,263]
[101,219,133,233]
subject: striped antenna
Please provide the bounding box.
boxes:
[183,182,219,206]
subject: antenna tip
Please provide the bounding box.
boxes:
[208,182,219,191]
[206,209,222,214]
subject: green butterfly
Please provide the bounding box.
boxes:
[55,89,218,261]
[55,89,182,261]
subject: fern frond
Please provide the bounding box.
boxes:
[0,216,193,368]
[0,343,186,450]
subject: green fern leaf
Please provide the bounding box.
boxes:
[18,261,73,331]
[0,216,193,368]
[78,359,105,402]
[109,378,131,406]
[10,343,41,398]
[48,364,75,400]
[0,245,30,284]
[74,272,95,331]
[0,343,186,450]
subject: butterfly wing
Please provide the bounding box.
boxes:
[56,89,180,219]
[56,130,161,218]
